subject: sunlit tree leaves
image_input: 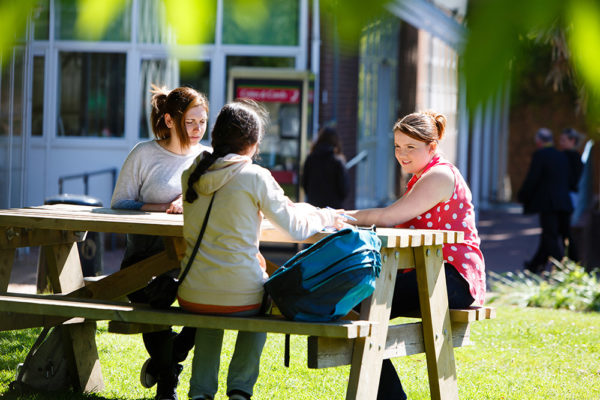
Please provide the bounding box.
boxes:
[463,0,600,133]
[0,0,37,60]
[163,0,216,46]
[74,0,127,40]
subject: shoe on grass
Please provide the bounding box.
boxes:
[140,358,158,388]
[227,389,251,400]
[155,363,183,400]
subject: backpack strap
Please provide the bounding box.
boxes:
[178,192,216,284]
[284,333,291,368]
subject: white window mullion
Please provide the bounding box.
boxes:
[296,0,308,69]
[126,50,140,145]
[210,0,226,121]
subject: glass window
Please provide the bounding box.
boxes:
[32,0,50,40]
[179,61,210,95]
[12,50,24,137]
[222,0,298,45]
[57,52,126,137]
[139,58,177,138]
[0,49,26,208]
[32,56,45,136]
[226,56,295,72]
[137,0,171,44]
[137,0,216,44]
[55,0,131,41]
[0,59,11,137]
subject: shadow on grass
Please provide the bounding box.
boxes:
[0,329,150,400]
[0,390,115,400]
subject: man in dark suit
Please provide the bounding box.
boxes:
[518,128,573,273]
[558,128,584,261]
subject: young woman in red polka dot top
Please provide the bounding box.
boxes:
[347,110,485,400]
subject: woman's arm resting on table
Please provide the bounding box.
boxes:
[112,196,183,213]
[348,165,455,227]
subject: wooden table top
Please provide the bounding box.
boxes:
[0,204,463,248]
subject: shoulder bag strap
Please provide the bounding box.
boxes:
[178,192,216,284]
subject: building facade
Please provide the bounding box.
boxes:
[0,0,509,214]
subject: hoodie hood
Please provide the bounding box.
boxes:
[184,153,252,195]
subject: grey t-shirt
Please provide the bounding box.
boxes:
[111,140,207,209]
[111,140,208,271]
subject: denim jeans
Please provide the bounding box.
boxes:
[188,308,266,399]
[378,264,475,400]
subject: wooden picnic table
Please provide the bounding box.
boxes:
[0,203,473,399]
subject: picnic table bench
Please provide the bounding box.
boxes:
[0,204,494,399]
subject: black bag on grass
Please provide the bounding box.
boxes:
[10,326,72,393]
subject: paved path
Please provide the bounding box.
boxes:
[478,204,539,274]
[7,203,539,293]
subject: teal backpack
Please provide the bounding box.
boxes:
[264,227,382,322]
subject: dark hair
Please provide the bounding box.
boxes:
[311,126,342,154]
[150,84,209,148]
[393,111,447,143]
[562,128,580,146]
[184,99,268,203]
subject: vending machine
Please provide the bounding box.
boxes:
[228,68,313,201]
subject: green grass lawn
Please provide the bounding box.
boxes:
[1,306,599,399]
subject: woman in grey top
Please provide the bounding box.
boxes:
[111,85,209,400]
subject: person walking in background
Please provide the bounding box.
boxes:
[111,85,210,400]
[518,128,573,273]
[559,128,584,209]
[301,126,350,209]
[178,99,345,400]
[346,111,485,400]
[558,127,583,261]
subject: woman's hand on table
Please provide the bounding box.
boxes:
[325,208,356,231]
[166,195,183,214]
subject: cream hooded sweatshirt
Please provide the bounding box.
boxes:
[177,153,338,308]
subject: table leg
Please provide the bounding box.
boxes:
[346,247,401,400]
[64,321,105,392]
[414,245,458,400]
[45,243,104,392]
[0,249,15,292]
[44,243,85,293]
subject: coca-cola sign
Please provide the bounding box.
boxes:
[236,86,300,103]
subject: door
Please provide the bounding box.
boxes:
[355,19,399,208]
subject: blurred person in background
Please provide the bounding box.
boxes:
[518,128,573,273]
[301,126,350,209]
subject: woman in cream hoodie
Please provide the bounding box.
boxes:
[177,99,344,400]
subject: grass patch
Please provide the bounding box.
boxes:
[1,306,599,399]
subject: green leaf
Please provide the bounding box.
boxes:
[74,0,128,40]
[163,0,216,46]
[462,0,564,109]
[567,0,600,90]
[0,0,36,61]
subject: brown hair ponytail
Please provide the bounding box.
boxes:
[150,84,170,139]
[394,110,447,143]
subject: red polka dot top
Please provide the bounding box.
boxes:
[396,154,486,305]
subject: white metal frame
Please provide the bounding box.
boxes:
[16,0,309,207]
